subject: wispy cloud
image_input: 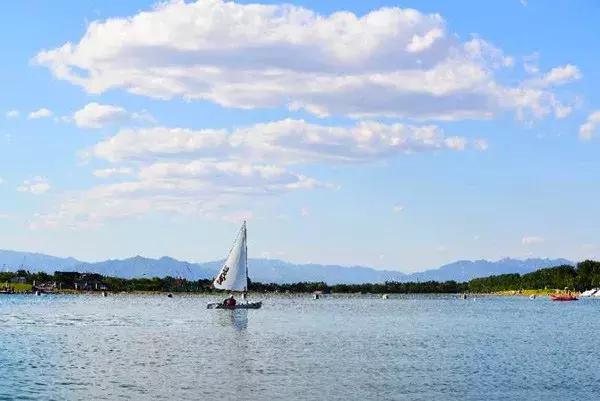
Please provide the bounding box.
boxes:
[72,102,154,129]
[28,108,53,120]
[522,236,544,245]
[579,111,600,140]
[93,167,133,178]
[5,109,19,119]
[17,176,51,195]
[392,204,405,213]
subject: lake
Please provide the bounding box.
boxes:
[1,294,599,400]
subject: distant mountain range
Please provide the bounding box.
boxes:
[0,249,571,285]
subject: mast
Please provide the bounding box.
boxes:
[244,220,248,292]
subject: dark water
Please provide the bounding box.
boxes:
[1,294,599,400]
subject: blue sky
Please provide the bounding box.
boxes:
[1,0,599,271]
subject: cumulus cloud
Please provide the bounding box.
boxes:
[579,111,600,140]
[17,176,51,195]
[522,236,544,245]
[86,119,482,164]
[28,108,53,120]
[73,102,154,128]
[35,0,575,121]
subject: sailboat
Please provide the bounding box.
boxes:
[207,221,262,309]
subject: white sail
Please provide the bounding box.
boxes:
[213,222,248,292]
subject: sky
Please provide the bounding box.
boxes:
[1,0,599,272]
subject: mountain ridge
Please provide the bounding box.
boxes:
[0,249,571,285]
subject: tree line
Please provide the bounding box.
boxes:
[2,260,600,294]
[468,260,600,293]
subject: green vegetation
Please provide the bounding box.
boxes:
[1,282,33,292]
[1,260,599,294]
[467,261,600,293]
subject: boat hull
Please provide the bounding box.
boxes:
[549,294,578,301]
[207,301,262,310]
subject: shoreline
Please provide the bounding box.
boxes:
[1,289,582,297]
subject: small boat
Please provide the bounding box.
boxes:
[207,221,262,310]
[207,301,262,309]
[549,294,578,301]
[529,294,537,300]
[581,289,599,297]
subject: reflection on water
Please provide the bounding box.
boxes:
[2,294,600,400]
[215,309,248,331]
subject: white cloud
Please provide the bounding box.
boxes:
[222,210,254,224]
[39,118,485,228]
[73,103,128,128]
[73,102,154,128]
[406,28,444,53]
[28,108,53,120]
[17,176,51,195]
[93,167,133,178]
[31,161,320,229]
[579,111,600,140]
[300,207,310,217]
[522,236,544,245]
[137,161,322,194]
[392,204,404,213]
[35,0,575,121]
[523,54,539,74]
[86,119,480,164]
[5,110,19,119]
[541,64,581,86]
[473,139,489,151]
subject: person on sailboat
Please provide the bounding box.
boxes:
[223,294,237,308]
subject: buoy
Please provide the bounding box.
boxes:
[313,293,320,300]
[102,291,108,297]
[35,291,41,296]
[382,294,389,300]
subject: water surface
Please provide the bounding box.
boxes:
[1,294,599,400]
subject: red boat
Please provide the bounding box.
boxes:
[549,294,578,301]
